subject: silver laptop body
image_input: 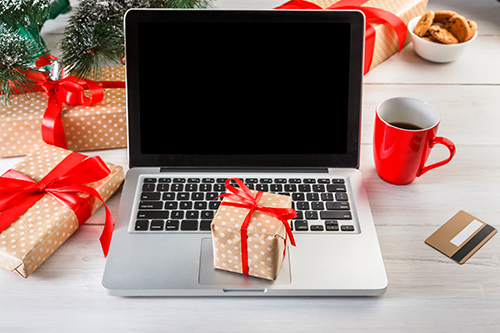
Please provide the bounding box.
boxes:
[102,9,387,296]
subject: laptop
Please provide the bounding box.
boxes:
[102,9,388,296]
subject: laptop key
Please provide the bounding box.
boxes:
[321,193,334,201]
[164,202,177,210]
[171,183,183,191]
[310,225,324,231]
[209,201,220,210]
[181,220,198,231]
[341,225,355,232]
[139,201,163,209]
[165,220,179,231]
[186,211,199,219]
[320,211,352,220]
[140,192,161,200]
[292,193,305,201]
[201,211,214,219]
[142,183,156,191]
[194,201,207,209]
[163,192,175,200]
[199,184,212,192]
[311,202,324,210]
[157,183,169,191]
[255,184,268,192]
[335,193,349,201]
[150,220,164,231]
[192,192,204,200]
[326,202,350,210]
[185,183,198,191]
[135,220,149,230]
[137,211,169,219]
[171,211,184,219]
[200,220,212,231]
[294,220,308,231]
[325,221,339,231]
[298,184,311,192]
[305,211,318,219]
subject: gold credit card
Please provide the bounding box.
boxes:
[425,210,497,264]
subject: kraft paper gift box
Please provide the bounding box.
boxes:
[0,143,125,278]
[277,0,428,73]
[211,179,296,281]
[0,66,126,157]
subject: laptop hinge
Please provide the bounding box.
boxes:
[159,167,329,173]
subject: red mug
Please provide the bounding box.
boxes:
[373,97,456,185]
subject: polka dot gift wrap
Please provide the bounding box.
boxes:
[301,0,428,72]
[0,143,125,278]
[0,66,126,157]
[211,182,295,281]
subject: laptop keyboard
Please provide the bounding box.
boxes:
[133,177,356,233]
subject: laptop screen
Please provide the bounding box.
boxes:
[125,10,364,169]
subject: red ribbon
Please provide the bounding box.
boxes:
[0,151,114,256]
[276,0,407,74]
[217,178,296,275]
[15,55,126,149]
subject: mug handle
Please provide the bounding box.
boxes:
[417,137,456,177]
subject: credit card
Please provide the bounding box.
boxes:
[425,210,497,264]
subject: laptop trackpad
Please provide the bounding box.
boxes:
[199,238,291,286]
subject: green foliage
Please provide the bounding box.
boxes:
[0,0,52,105]
[61,0,213,80]
[60,0,126,80]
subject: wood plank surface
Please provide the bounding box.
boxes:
[1,0,499,331]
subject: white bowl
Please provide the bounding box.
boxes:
[407,15,477,63]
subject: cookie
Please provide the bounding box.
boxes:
[466,20,477,41]
[429,24,458,44]
[433,10,456,24]
[414,11,435,37]
[446,14,471,43]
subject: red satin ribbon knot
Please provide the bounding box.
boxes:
[276,0,407,74]
[27,55,126,149]
[217,178,296,275]
[0,151,114,256]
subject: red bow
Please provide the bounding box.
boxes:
[22,55,126,149]
[0,151,114,256]
[217,178,296,275]
[276,0,407,74]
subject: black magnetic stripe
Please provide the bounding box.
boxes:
[451,224,496,263]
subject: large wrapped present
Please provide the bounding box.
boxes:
[277,0,428,74]
[0,65,126,157]
[0,144,125,278]
[211,178,296,280]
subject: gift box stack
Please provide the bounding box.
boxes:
[277,0,428,73]
[0,144,125,278]
[0,66,126,157]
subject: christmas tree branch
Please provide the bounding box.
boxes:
[61,0,213,80]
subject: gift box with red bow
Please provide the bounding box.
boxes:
[0,65,126,157]
[0,143,124,278]
[277,0,428,74]
[211,179,296,280]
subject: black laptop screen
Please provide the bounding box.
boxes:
[125,10,364,168]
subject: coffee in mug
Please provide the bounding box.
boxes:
[373,97,456,185]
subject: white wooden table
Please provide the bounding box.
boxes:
[1,0,499,331]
